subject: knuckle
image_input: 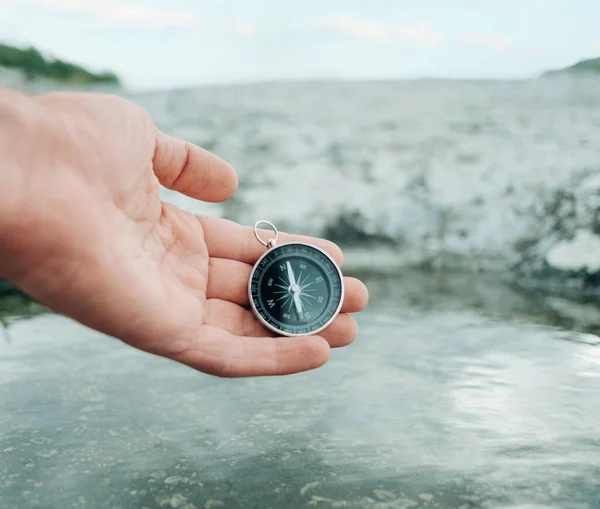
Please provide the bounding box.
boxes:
[171,140,191,188]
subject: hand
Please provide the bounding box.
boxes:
[0,91,368,377]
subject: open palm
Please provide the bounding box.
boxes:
[1,92,368,377]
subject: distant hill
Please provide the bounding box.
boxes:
[0,43,120,85]
[542,57,600,77]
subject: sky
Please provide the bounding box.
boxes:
[0,0,599,89]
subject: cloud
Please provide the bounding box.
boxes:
[317,14,515,55]
[459,33,511,53]
[20,0,202,29]
[398,23,443,45]
[235,20,255,37]
[318,15,444,46]
[318,14,390,41]
[592,38,600,51]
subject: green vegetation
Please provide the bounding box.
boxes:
[543,57,600,77]
[0,292,46,339]
[0,43,120,85]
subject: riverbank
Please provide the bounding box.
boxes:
[0,43,119,86]
[543,56,600,76]
[2,270,599,339]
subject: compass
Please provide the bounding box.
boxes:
[248,221,344,337]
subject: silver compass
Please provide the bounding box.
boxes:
[248,221,344,337]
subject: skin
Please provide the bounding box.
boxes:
[0,89,369,378]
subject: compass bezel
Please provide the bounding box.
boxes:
[248,242,345,337]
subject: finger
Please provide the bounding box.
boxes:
[153,130,238,202]
[206,258,252,306]
[207,259,368,313]
[205,298,274,337]
[320,313,358,348]
[172,325,330,377]
[205,299,358,348]
[343,278,369,313]
[197,216,344,267]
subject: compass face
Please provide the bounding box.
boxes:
[249,243,344,336]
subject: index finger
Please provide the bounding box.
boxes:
[196,216,344,267]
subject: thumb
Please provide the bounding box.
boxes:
[152,129,238,203]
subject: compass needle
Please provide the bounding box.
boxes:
[286,261,296,285]
[286,261,304,319]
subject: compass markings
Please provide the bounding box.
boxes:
[252,243,342,334]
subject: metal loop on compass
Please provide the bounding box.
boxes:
[254,220,279,248]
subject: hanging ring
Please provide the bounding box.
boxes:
[254,220,279,249]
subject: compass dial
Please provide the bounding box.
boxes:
[249,243,344,336]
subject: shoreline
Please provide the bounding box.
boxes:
[2,268,599,338]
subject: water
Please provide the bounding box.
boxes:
[1,272,600,509]
[2,78,600,507]
[131,79,600,286]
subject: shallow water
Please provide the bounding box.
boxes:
[1,272,599,509]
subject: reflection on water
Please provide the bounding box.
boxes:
[359,270,600,338]
[1,271,599,508]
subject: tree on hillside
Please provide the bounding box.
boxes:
[0,43,120,85]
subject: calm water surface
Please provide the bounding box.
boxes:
[1,272,599,509]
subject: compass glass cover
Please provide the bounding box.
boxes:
[249,243,343,335]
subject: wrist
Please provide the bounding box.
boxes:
[0,90,60,283]
[0,90,44,227]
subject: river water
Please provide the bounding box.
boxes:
[1,271,599,509]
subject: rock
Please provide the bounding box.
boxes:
[512,171,600,295]
[546,230,600,272]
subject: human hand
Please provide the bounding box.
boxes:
[0,91,368,377]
